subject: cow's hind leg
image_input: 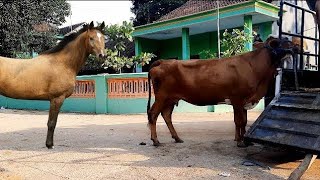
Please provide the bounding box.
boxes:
[161,104,183,143]
[46,96,65,149]
[148,100,163,146]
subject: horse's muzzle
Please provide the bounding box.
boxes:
[99,54,104,59]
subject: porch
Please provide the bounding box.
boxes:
[132,0,280,72]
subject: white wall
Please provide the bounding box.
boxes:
[271,0,318,69]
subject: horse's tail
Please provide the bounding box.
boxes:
[147,60,162,115]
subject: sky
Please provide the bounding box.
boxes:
[61,1,134,28]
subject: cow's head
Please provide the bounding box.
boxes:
[263,36,299,65]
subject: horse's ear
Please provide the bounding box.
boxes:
[89,21,94,29]
[83,23,88,30]
[100,21,105,30]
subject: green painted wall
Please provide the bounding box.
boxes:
[190,32,218,58]
[62,98,96,113]
[159,37,182,59]
[258,21,273,41]
[213,99,265,113]
[107,97,208,114]
[157,31,219,60]
[140,38,159,54]
[0,73,246,114]
[108,98,150,114]
[182,28,190,60]
[244,15,253,51]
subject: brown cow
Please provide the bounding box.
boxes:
[147,36,298,147]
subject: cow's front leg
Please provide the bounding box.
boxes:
[232,105,247,147]
[241,109,248,141]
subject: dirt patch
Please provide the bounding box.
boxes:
[0,109,318,179]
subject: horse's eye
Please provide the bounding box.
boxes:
[89,37,94,41]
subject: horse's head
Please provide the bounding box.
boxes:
[263,36,299,64]
[84,21,106,58]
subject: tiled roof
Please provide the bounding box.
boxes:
[32,23,54,32]
[157,0,250,22]
[59,22,85,35]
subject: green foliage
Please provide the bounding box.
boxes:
[220,26,253,58]
[0,0,70,57]
[132,52,156,66]
[86,21,156,74]
[199,49,217,59]
[102,49,156,74]
[103,21,134,54]
[13,52,33,59]
[130,0,187,26]
[102,49,131,74]
[199,25,254,59]
[83,54,105,71]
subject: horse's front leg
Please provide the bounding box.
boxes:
[46,96,65,149]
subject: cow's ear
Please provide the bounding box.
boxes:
[253,42,264,49]
[268,38,280,48]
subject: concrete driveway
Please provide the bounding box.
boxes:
[0,109,318,180]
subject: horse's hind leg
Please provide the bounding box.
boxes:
[161,104,183,143]
[148,99,163,146]
[46,96,65,149]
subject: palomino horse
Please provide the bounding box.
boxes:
[147,36,298,147]
[0,21,105,149]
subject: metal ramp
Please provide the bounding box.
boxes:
[244,91,320,154]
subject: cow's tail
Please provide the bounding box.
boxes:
[147,60,162,124]
[147,72,152,114]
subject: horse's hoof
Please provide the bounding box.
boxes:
[175,138,184,143]
[237,141,248,148]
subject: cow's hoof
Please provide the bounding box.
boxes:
[46,145,54,149]
[175,138,184,143]
[244,141,254,146]
[237,141,248,148]
[153,141,161,147]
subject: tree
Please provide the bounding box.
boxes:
[220,27,253,58]
[0,0,70,58]
[82,21,156,74]
[130,0,187,26]
[199,26,254,59]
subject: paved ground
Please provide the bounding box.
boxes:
[0,109,319,180]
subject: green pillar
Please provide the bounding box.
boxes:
[260,21,273,42]
[244,15,253,51]
[134,37,142,72]
[182,28,190,60]
[95,75,107,114]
